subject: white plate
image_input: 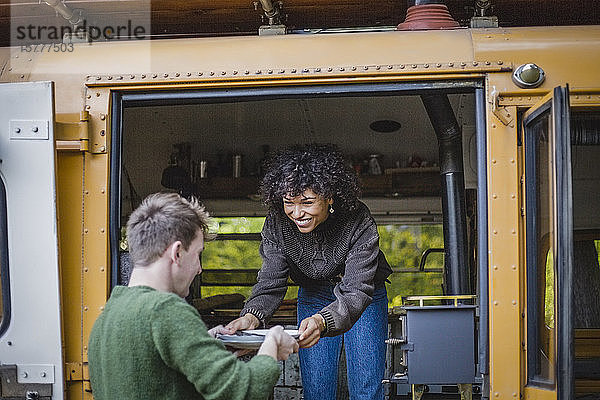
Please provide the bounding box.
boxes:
[217,329,300,349]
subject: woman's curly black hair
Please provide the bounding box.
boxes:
[260,143,360,212]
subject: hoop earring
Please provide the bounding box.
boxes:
[329,204,335,214]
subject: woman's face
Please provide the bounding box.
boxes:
[283,188,333,233]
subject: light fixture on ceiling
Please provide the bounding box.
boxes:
[369,119,402,133]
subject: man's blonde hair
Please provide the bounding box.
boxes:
[126,192,214,267]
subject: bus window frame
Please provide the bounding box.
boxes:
[108,78,490,382]
[0,176,10,337]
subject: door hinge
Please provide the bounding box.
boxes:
[65,362,89,382]
[55,111,90,152]
[491,88,514,126]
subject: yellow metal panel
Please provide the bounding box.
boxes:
[81,151,110,365]
[487,73,522,398]
[523,386,556,400]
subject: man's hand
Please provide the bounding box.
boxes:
[223,313,260,334]
[258,326,299,361]
[297,314,325,348]
[207,324,228,338]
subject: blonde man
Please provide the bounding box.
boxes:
[89,192,298,400]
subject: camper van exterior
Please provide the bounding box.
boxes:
[1,23,600,400]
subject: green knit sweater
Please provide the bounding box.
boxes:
[88,286,280,400]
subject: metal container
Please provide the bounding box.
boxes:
[233,154,242,178]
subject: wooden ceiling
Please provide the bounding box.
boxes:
[2,0,600,47]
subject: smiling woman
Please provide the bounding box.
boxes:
[223,143,393,400]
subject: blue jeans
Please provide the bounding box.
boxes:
[297,284,388,400]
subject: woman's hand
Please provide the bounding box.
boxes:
[297,314,325,348]
[258,326,299,361]
[223,313,260,334]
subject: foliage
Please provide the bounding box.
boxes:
[200,218,445,306]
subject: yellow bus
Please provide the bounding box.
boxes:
[0,5,599,399]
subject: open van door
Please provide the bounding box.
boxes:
[0,82,64,399]
[523,86,573,400]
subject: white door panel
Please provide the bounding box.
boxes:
[0,81,63,399]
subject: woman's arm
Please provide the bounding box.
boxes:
[238,214,290,324]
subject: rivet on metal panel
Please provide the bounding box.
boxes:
[494,392,499,397]
[461,62,466,67]
[84,229,89,234]
[448,62,454,67]
[131,74,135,79]
[423,64,429,68]
[327,67,333,72]
[86,105,91,110]
[510,159,515,163]
[492,159,496,164]
[492,124,496,128]
[186,72,191,77]
[87,94,91,99]
[493,265,498,270]
[85,190,89,195]
[7,341,12,346]
[339,67,345,72]
[512,300,517,305]
[117,76,123,80]
[492,194,497,199]
[101,188,105,194]
[511,194,515,199]
[100,114,106,121]
[512,229,516,234]
[152,74,157,78]
[315,68,321,72]
[485,61,491,65]
[303,68,309,73]
[363,66,368,70]
[255,70,261,74]
[100,228,105,233]
[473,61,478,66]
[399,64,405,69]
[198,72,203,76]
[96,76,101,80]
[175,73,180,77]
[107,76,113,80]
[244,70,249,75]
[95,92,100,97]
[351,66,356,71]
[436,63,441,68]
[100,146,106,152]
[411,64,417,68]
[493,301,498,306]
[376,65,381,70]
[512,265,517,270]
[268,69,273,74]
[493,230,497,234]
[100,267,105,272]
[84,267,88,272]
[233,71,238,75]
[497,61,503,65]
[100,306,104,311]
[291,69,296,73]
[279,69,285,73]
[84,307,88,311]
[221,71,226,75]
[164,73,169,78]
[20,74,25,79]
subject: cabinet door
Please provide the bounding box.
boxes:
[523,86,573,400]
[0,81,63,399]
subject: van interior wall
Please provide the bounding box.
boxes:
[120,93,476,217]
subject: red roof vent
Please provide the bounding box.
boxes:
[397,4,460,30]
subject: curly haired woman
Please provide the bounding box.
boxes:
[225,143,392,400]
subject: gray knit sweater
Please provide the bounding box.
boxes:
[241,201,391,336]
